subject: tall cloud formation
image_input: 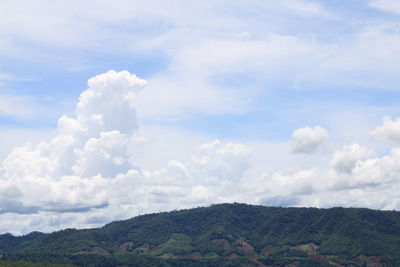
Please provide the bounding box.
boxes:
[0,70,253,233]
[4,70,146,179]
[1,70,147,212]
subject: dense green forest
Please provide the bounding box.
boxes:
[1,203,399,266]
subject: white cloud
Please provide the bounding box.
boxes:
[136,25,400,119]
[292,125,329,153]
[369,0,400,14]
[370,116,400,143]
[3,71,400,234]
[72,131,131,178]
[258,169,318,198]
[2,0,400,236]
[0,70,147,213]
[279,0,334,18]
[136,34,326,118]
[2,0,400,124]
[0,0,388,122]
[190,140,251,182]
[0,94,46,120]
[330,143,373,174]
[0,70,256,233]
[0,1,332,58]
[245,144,400,210]
[0,127,55,162]
[2,70,400,235]
[350,147,400,187]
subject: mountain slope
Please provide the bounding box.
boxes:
[1,203,400,266]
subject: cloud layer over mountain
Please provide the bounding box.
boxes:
[0,71,254,233]
[0,70,399,234]
[1,1,400,234]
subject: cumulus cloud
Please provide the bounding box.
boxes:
[247,144,400,210]
[190,140,251,182]
[270,144,400,209]
[4,71,400,234]
[349,147,400,187]
[1,70,147,213]
[0,71,256,233]
[257,169,317,198]
[369,116,400,143]
[330,144,373,174]
[292,125,329,154]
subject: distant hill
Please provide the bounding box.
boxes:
[1,203,400,266]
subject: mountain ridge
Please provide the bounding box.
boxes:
[1,203,399,266]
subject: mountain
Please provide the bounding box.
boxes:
[0,203,399,266]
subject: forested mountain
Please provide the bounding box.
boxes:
[1,203,399,266]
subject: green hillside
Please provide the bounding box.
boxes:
[1,203,400,266]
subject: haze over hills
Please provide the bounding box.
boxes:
[0,203,399,266]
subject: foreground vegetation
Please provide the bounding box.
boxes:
[0,262,74,267]
[1,203,399,266]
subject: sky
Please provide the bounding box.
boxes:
[1,0,400,234]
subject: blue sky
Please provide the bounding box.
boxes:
[2,0,400,136]
[2,0,400,233]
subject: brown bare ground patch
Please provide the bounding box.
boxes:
[291,243,319,254]
[368,256,387,267]
[260,245,272,256]
[308,254,328,263]
[328,260,345,267]
[234,240,255,256]
[159,253,173,259]
[285,261,300,267]
[349,257,362,264]
[136,247,149,254]
[90,246,111,256]
[249,257,267,267]
[148,245,162,252]
[227,253,239,259]
[184,252,201,259]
